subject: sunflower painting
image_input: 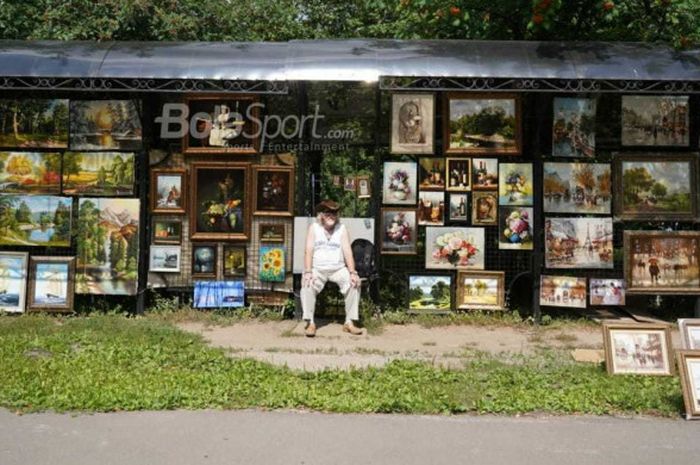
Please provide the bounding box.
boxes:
[259,246,285,282]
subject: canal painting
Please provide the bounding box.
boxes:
[0,99,69,148]
[552,97,596,157]
[0,195,71,246]
[545,217,613,269]
[543,162,611,214]
[621,96,689,146]
[69,100,142,151]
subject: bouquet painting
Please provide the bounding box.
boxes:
[382,161,417,205]
[425,227,485,270]
[381,209,416,254]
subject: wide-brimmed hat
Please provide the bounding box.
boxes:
[316,199,340,214]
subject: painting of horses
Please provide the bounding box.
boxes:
[624,231,700,295]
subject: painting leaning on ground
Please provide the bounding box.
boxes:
[0,99,69,148]
[0,194,71,247]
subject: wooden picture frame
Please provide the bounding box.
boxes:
[407,273,452,313]
[676,350,700,420]
[444,92,522,156]
[356,175,372,198]
[192,244,218,278]
[471,191,498,226]
[444,158,471,192]
[252,165,294,216]
[380,208,417,255]
[149,245,182,273]
[679,319,700,350]
[624,230,700,295]
[27,256,75,313]
[150,169,186,214]
[447,193,468,222]
[223,246,247,278]
[391,93,435,155]
[152,218,183,244]
[603,322,674,376]
[456,270,505,311]
[418,157,446,191]
[259,223,285,243]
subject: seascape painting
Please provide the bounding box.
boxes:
[0,252,28,313]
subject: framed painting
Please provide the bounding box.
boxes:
[603,323,674,376]
[344,176,357,193]
[624,231,700,295]
[356,175,372,199]
[621,95,689,147]
[391,93,435,155]
[539,275,587,309]
[253,165,294,216]
[499,163,533,206]
[614,154,697,221]
[445,158,471,192]
[192,244,218,278]
[552,97,596,158]
[545,217,613,269]
[0,194,71,247]
[62,152,135,196]
[543,162,611,214]
[152,219,182,244]
[0,152,61,194]
[499,206,533,251]
[223,246,247,278]
[193,281,245,309]
[424,226,485,270]
[448,193,468,222]
[150,169,186,214]
[382,161,417,205]
[190,162,250,241]
[677,351,700,419]
[259,223,285,242]
[679,319,700,350]
[259,246,286,282]
[471,191,498,226]
[418,191,444,226]
[472,158,498,190]
[590,279,626,306]
[149,245,181,273]
[0,99,68,148]
[0,251,28,313]
[380,208,417,255]
[408,274,452,312]
[27,256,75,313]
[69,100,142,150]
[183,94,260,154]
[444,92,521,155]
[76,198,140,295]
[418,157,446,191]
[456,271,505,311]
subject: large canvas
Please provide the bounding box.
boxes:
[0,252,28,313]
[62,152,135,196]
[184,95,260,154]
[552,97,596,157]
[391,93,435,154]
[499,206,533,250]
[408,275,451,312]
[27,256,75,312]
[604,324,673,376]
[456,271,505,310]
[382,161,417,205]
[543,162,611,214]
[621,95,689,147]
[539,275,587,309]
[76,198,140,295]
[499,163,533,205]
[380,208,417,254]
[0,195,71,247]
[424,227,485,270]
[0,99,68,148]
[545,217,613,269]
[0,152,61,193]
[69,100,142,150]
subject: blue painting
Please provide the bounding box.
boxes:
[193,281,245,309]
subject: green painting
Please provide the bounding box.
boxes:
[0,152,61,193]
[62,152,135,196]
[0,99,68,148]
[0,195,71,247]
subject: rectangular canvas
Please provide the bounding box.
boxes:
[552,97,596,157]
[444,92,521,155]
[151,169,186,214]
[418,157,446,191]
[0,252,28,313]
[192,244,218,278]
[259,246,286,282]
[69,100,142,150]
[259,224,285,242]
[603,323,673,376]
[624,231,700,295]
[499,206,533,250]
[27,256,75,312]
[380,208,417,255]
[472,158,498,190]
[543,162,611,214]
[499,163,533,205]
[149,245,181,273]
[424,226,485,270]
[62,152,135,196]
[418,191,444,226]
[253,165,294,216]
[184,95,260,154]
[448,193,468,222]
[408,274,451,312]
[382,161,417,205]
[0,152,61,193]
[621,95,689,147]
[193,281,245,309]
[679,319,700,350]
[590,279,626,306]
[472,191,498,226]
[677,351,700,419]
[545,217,613,269]
[223,246,246,278]
[0,194,71,247]
[539,275,587,309]
[614,154,697,221]
[356,175,371,198]
[152,219,182,244]
[445,158,471,192]
[76,198,140,295]
[391,93,435,154]
[0,99,68,148]
[456,271,505,310]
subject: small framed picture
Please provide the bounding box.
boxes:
[253,165,294,217]
[472,191,498,226]
[424,227,485,270]
[356,175,372,198]
[679,319,700,350]
[448,193,468,222]
[408,274,452,312]
[223,246,247,278]
[382,161,418,205]
[676,350,700,419]
[152,219,183,244]
[539,275,587,309]
[259,224,285,243]
[380,208,417,255]
[603,323,674,376]
[590,279,626,306]
[149,245,182,273]
[456,271,505,311]
[499,206,533,251]
[27,256,75,313]
[332,175,343,187]
[150,169,186,214]
[391,93,435,155]
[445,158,471,192]
[0,252,28,313]
[418,191,444,226]
[499,163,533,206]
[344,176,357,193]
[259,246,286,282]
[192,244,218,278]
[472,158,498,190]
[418,157,446,191]
[552,97,596,157]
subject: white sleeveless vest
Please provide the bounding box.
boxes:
[312,222,346,271]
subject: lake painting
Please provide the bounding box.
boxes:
[408,275,451,311]
[70,100,142,151]
[0,195,71,247]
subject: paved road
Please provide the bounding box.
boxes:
[1,409,699,465]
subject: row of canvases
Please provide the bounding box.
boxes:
[388,93,698,313]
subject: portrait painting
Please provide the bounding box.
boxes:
[391,93,435,155]
[69,100,142,151]
[543,162,611,214]
[552,97,596,157]
[356,175,371,198]
[471,191,498,226]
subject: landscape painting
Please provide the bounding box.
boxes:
[151,169,185,214]
[424,226,485,270]
[0,152,61,193]
[539,275,587,309]
[499,163,533,205]
[545,217,613,269]
[0,195,71,247]
[552,97,596,157]
[149,245,181,273]
[408,275,451,312]
[544,163,611,214]
[499,206,533,251]
[0,252,28,313]
[76,198,140,295]
[0,99,68,148]
[604,324,673,376]
[621,95,689,147]
[456,271,505,310]
[391,93,435,155]
[27,256,75,312]
[62,152,135,196]
[70,100,142,151]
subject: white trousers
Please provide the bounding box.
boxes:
[301,267,359,321]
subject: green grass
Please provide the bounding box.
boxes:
[0,314,683,416]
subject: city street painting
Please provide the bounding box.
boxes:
[0,252,28,313]
[0,195,71,247]
[76,198,140,295]
[498,163,533,206]
[679,319,700,350]
[408,274,451,312]
[543,162,611,214]
[0,99,68,148]
[539,275,587,309]
[456,271,505,310]
[69,100,142,150]
[552,97,596,157]
[499,206,533,250]
[590,279,626,306]
[424,227,485,270]
[27,256,75,312]
[62,152,135,196]
[0,152,61,193]
[603,323,673,376]
[621,95,689,147]
[545,217,613,269]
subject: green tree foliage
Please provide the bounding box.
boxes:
[15,200,32,224]
[52,200,71,242]
[62,152,83,184]
[0,196,18,234]
[430,280,450,300]
[76,199,102,264]
[622,166,654,203]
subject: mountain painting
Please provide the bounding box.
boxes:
[76,198,140,295]
[0,195,71,246]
